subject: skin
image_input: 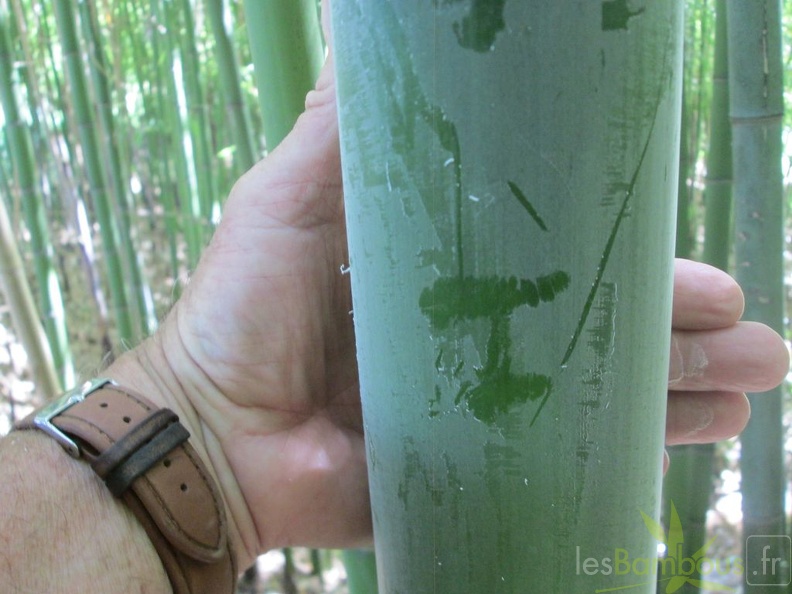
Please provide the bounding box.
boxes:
[0,3,788,590]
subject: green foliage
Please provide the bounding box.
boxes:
[0,0,265,362]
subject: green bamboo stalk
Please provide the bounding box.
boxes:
[342,549,379,594]
[206,0,256,174]
[175,0,217,232]
[160,0,203,270]
[281,547,297,594]
[334,2,683,591]
[119,0,169,226]
[148,0,183,286]
[52,0,134,345]
[661,3,732,592]
[0,4,72,389]
[703,0,733,275]
[688,0,712,189]
[243,0,323,150]
[726,1,788,591]
[674,4,697,260]
[78,0,156,337]
[675,86,694,258]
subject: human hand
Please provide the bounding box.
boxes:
[109,45,369,567]
[107,11,789,569]
[664,259,788,463]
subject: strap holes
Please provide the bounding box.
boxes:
[163,459,171,468]
[99,402,108,408]
[180,483,188,492]
[122,416,131,423]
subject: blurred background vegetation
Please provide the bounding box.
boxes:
[0,0,790,592]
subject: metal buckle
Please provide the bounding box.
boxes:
[32,378,115,458]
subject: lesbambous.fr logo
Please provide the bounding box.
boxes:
[574,501,790,593]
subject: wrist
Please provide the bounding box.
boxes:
[0,430,170,592]
[103,314,258,569]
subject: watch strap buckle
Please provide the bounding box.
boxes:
[31,378,114,458]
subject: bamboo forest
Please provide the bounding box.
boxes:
[0,1,791,593]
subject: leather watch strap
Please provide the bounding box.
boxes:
[15,379,237,594]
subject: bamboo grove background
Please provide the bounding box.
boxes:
[0,0,789,593]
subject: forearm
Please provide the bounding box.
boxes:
[0,430,170,593]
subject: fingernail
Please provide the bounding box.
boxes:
[680,399,715,437]
[668,336,683,386]
[668,337,709,386]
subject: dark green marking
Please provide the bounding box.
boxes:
[372,3,569,426]
[466,371,552,423]
[421,271,567,423]
[602,0,645,31]
[453,0,508,52]
[419,272,569,331]
[560,111,657,368]
[507,181,548,231]
[463,315,551,422]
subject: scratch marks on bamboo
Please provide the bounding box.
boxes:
[507,181,548,232]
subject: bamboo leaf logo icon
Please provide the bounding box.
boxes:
[597,504,736,594]
[640,509,666,544]
[667,502,684,565]
[639,502,736,594]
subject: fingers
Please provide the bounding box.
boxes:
[665,391,750,446]
[669,321,789,392]
[672,258,744,330]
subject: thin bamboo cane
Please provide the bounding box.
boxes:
[662,3,732,593]
[703,0,733,275]
[148,0,183,287]
[159,0,203,271]
[52,0,135,345]
[175,0,217,233]
[727,0,788,590]
[15,0,115,363]
[342,549,379,594]
[206,0,256,174]
[78,0,156,337]
[0,4,71,390]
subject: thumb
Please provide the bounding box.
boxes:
[321,0,333,52]
[223,49,341,228]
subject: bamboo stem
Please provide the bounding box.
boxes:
[243,0,323,150]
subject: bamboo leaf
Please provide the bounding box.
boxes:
[666,575,689,593]
[667,501,685,556]
[640,510,667,544]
